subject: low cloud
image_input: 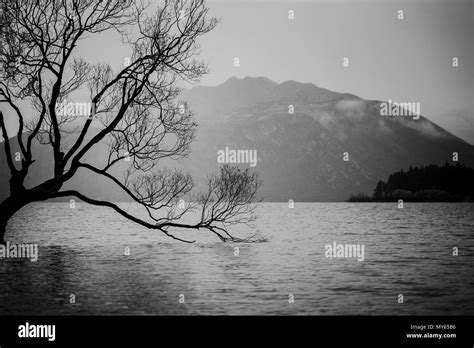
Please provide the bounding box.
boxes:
[404,119,447,139]
[335,99,366,119]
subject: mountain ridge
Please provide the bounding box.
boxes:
[1,76,473,202]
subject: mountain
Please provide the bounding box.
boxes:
[1,76,474,202]
[181,77,474,201]
[179,76,278,123]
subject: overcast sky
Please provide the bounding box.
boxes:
[2,0,474,144]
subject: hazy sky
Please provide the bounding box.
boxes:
[2,0,474,144]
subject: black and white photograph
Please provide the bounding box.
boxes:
[0,0,473,345]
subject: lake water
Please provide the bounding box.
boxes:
[1,202,473,315]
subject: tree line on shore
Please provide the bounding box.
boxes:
[348,163,474,202]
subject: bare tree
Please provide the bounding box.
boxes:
[0,0,261,244]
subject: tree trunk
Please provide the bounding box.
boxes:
[0,196,28,245]
[0,217,7,245]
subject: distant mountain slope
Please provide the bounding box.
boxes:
[181,77,474,201]
[1,77,474,201]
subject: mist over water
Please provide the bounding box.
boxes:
[1,202,473,315]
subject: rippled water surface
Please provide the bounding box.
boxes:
[1,202,473,315]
